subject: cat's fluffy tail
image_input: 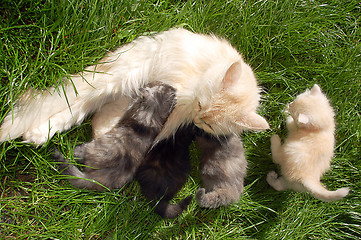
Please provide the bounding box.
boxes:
[0,74,113,145]
[51,148,104,190]
[155,196,192,219]
[302,178,349,202]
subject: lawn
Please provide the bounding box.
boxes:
[1,0,360,239]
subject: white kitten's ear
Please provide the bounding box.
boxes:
[310,84,321,95]
[239,112,270,131]
[222,62,242,89]
[297,113,309,125]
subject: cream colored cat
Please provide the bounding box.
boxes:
[0,28,269,144]
[267,84,349,202]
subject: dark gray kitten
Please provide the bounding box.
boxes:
[195,134,247,208]
[52,82,176,191]
[135,124,197,219]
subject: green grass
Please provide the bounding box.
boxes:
[1,0,360,239]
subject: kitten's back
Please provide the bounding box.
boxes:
[53,82,177,191]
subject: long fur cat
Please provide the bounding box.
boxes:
[1,28,269,208]
[52,82,176,191]
[267,84,349,201]
[0,28,269,144]
[135,125,198,219]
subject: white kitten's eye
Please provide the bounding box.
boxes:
[198,101,202,111]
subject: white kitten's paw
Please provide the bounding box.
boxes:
[266,171,289,191]
[267,171,279,184]
[270,134,281,145]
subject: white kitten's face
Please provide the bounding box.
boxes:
[289,84,334,130]
[192,61,269,135]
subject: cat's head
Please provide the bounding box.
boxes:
[192,61,269,136]
[288,84,335,130]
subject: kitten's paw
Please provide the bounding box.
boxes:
[266,171,288,191]
[270,134,281,145]
[196,188,215,208]
[266,171,279,185]
[266,171,280,191]
[196,188,238,208]
[73,145,87,161]
[196,188,206,201]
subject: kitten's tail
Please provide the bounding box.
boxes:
[155,196,192,219]
[302,178,349,202]
[51,148,103,190]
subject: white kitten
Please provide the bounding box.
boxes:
[267,84,349,202]
[0,28,269,144]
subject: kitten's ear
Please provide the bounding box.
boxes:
[297,113,309,125]
[239,112,270,131]
[139,87,152,99]
[222,62,242,89]
[310,84,321,95]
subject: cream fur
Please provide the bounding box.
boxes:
[267,84,349,201]
[0,28,269,144]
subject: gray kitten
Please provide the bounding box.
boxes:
[52,82,176,190]
[196,133,247,208]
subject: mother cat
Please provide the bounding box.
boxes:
[0,28,269,207]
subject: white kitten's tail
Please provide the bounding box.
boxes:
[302,178,349,202]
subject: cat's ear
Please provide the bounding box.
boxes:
[222,62,242,89]
[310,84,321,95]
[297,113,309,125]
[239,112,270,131]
